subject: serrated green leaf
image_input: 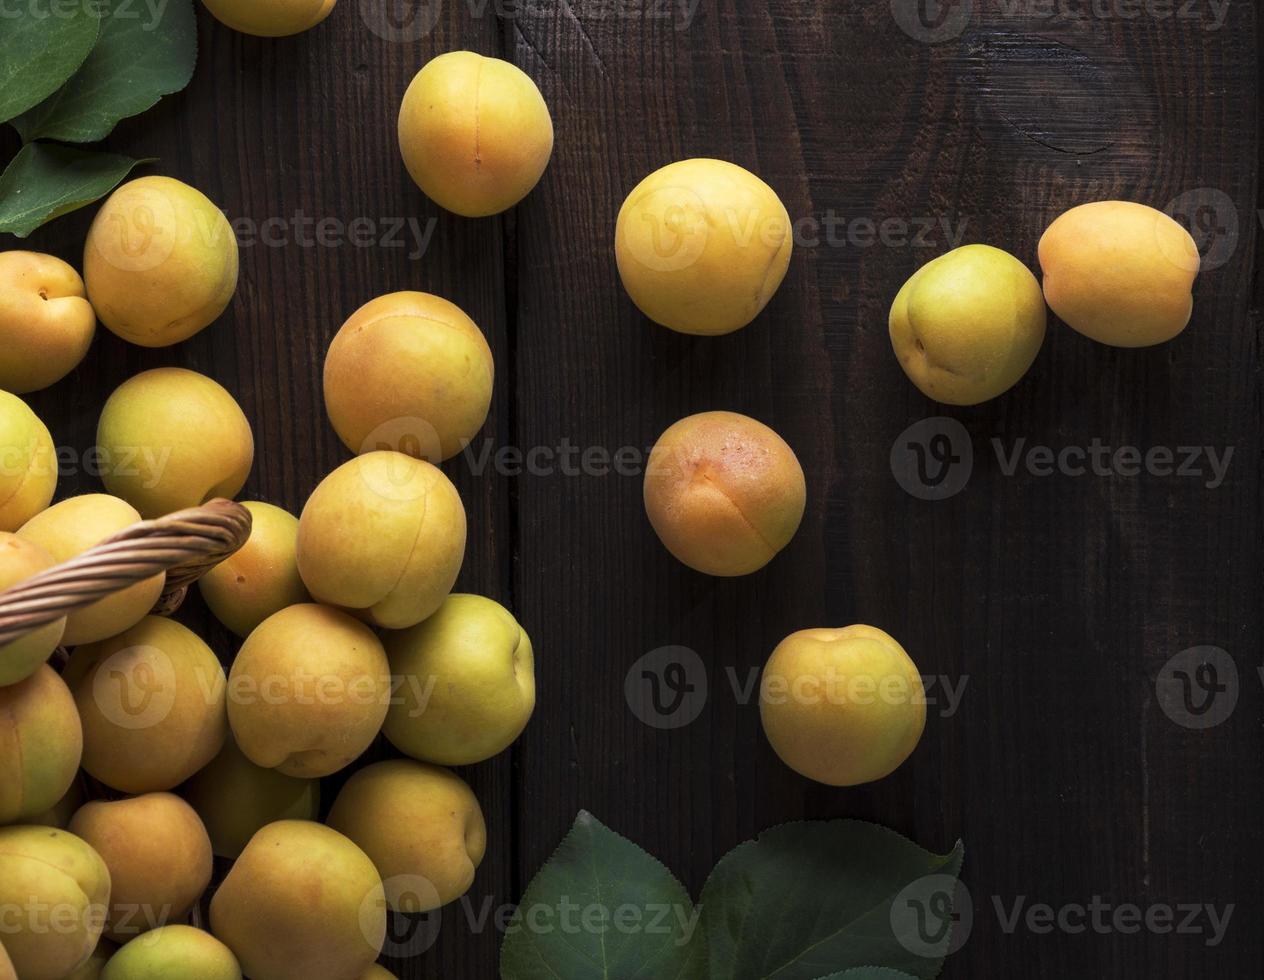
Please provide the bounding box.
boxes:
[0,1,101,124]
[500,811,703,980]
[0,142,148,237]
[14,0,197,143]
[698,821,964,980]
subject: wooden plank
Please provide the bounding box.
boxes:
[508,2,1261,977]
[2,1,1260,975]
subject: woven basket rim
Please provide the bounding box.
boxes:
[0,498,253,649]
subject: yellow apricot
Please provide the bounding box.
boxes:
[209,820,385,980]
[69,794,212,942]
[616,158,792,335]
[201,0,336,37]
[198,501,307,638]
[328,760,487,913]
[84,177,238,348]
[227,604,389,778]
[0,391,56,533]
[399,51,554,217]
[97,368,254,519]
[759,625,925,786]
[0,826,111,980]
[644,411,805,576]
[0,251,96,393]
[383,594,534,766]
[0,665,83,824]
[66,617,227,793]
[103,926,239,980]
[296,452,466,628]
[1039,200,1200,347]
[889,244,1046,406]
[324,292,495,462]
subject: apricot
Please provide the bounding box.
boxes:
[69,794,212,941]
[296,452,466,628]
[325,292,495,462]
[103,926,238,980]
[18,495,165,645]
[889,244,1046,405]
[399,51,554,217]
[201,0,336,37]
[328,760,486,913]
[359,968,396,980]
[0,665,83,824]
[0,826,111,980]
[96,368,254,519]
[227,604,389,778]
[198,501,307,637]
[0,533,65,685]
[644,411,805,576]
[1039,200,1200,347]
[0,391,56,533]
[616,158,792,335]
[183,736,319,858]
[759,625,925,786]
[0,942,12,980]
[209,820,385,980]
[66,617,227,793]
[84,177,237,347]
[0,251,96,393]
[383,594,534,765]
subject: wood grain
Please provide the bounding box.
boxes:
[508,1,1261,978]
[2,1,1261,976]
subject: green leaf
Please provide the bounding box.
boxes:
[816,971,922,980]
[500,811,703,980]
[14,0,197,143]
[0,0,101,124]
[698,821,964,980]
[0,142,148,237]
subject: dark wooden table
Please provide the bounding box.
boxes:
[3,1,1261,976]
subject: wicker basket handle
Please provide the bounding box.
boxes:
[0,499,252,648]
